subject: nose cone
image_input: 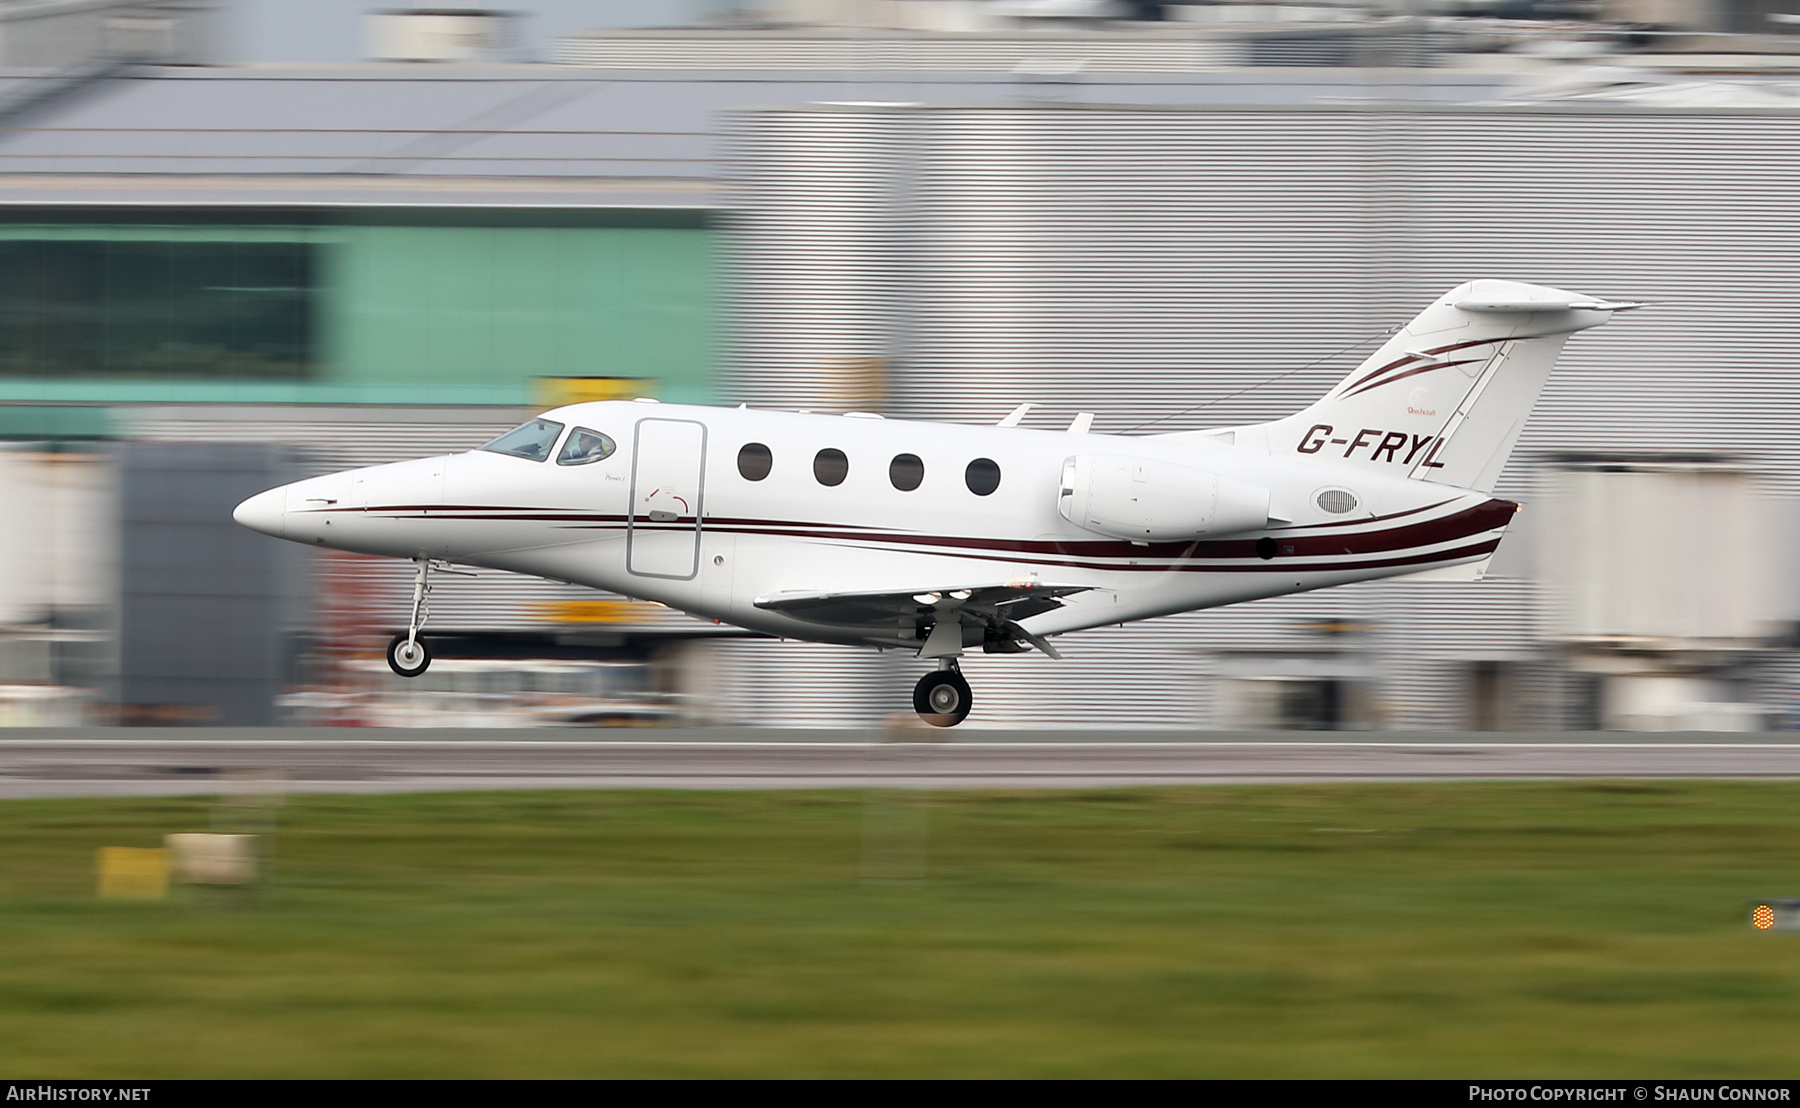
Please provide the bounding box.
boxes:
[233,486,287,538]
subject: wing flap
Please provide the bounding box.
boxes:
[754,581,1092,627]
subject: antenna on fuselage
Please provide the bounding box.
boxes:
[996,404,1033,428]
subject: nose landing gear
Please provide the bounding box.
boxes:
[913,660,972,728]
[386,557,434,678]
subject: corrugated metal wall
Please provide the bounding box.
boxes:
[720,101,1800,729]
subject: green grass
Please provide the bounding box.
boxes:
[3,782,1800,1077]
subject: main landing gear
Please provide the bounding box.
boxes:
[386,557,434,678]
[913,659,972,728]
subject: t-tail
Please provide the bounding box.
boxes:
[1220,280,1637,492]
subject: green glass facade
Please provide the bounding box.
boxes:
[0,212,717,409]
[0,237,314,381]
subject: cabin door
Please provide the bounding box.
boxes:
[627,417,707,580]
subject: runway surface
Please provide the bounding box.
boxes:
[3,728,1800,797]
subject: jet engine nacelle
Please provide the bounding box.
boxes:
[1058,454,1271,542]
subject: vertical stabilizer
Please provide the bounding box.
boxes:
[1227,280,1634,492]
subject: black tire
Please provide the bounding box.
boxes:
[387,633,431,678]
[913,669,972,728]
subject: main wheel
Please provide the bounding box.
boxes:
[387,633,431,678]
[913,669,972,728]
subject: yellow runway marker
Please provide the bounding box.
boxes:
[96,847,168,900]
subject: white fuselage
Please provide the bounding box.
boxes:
[235,400,1513,649]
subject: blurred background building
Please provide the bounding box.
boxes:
[0,0,1797,728]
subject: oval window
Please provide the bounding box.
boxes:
[965,457,1001,496]
[889,453,924,492]
[813,448,849,487]
[738,442,773,481]
[556,427,616,466]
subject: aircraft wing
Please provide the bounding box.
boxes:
[753,581,1092,627]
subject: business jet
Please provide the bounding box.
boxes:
[235,279,1634,726]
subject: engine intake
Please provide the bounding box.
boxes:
[1059,454,1271,542]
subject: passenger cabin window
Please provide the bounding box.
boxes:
[889,453,924,492]
[965,457,1001,496]
[480,418,565,462]
[557,427,616,466]
[813,448,849,487]
[738,442,773,481]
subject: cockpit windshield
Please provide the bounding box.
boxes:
[557,428,617,466]
[479,418,565,462]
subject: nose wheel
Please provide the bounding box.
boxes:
[913,665,972,728]
[387,633,431,677]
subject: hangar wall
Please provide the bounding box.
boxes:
[718,101,1800,729]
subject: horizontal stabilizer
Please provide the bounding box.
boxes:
[1457,295,1641,313]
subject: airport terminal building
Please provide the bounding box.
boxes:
[1,39,1797,729]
